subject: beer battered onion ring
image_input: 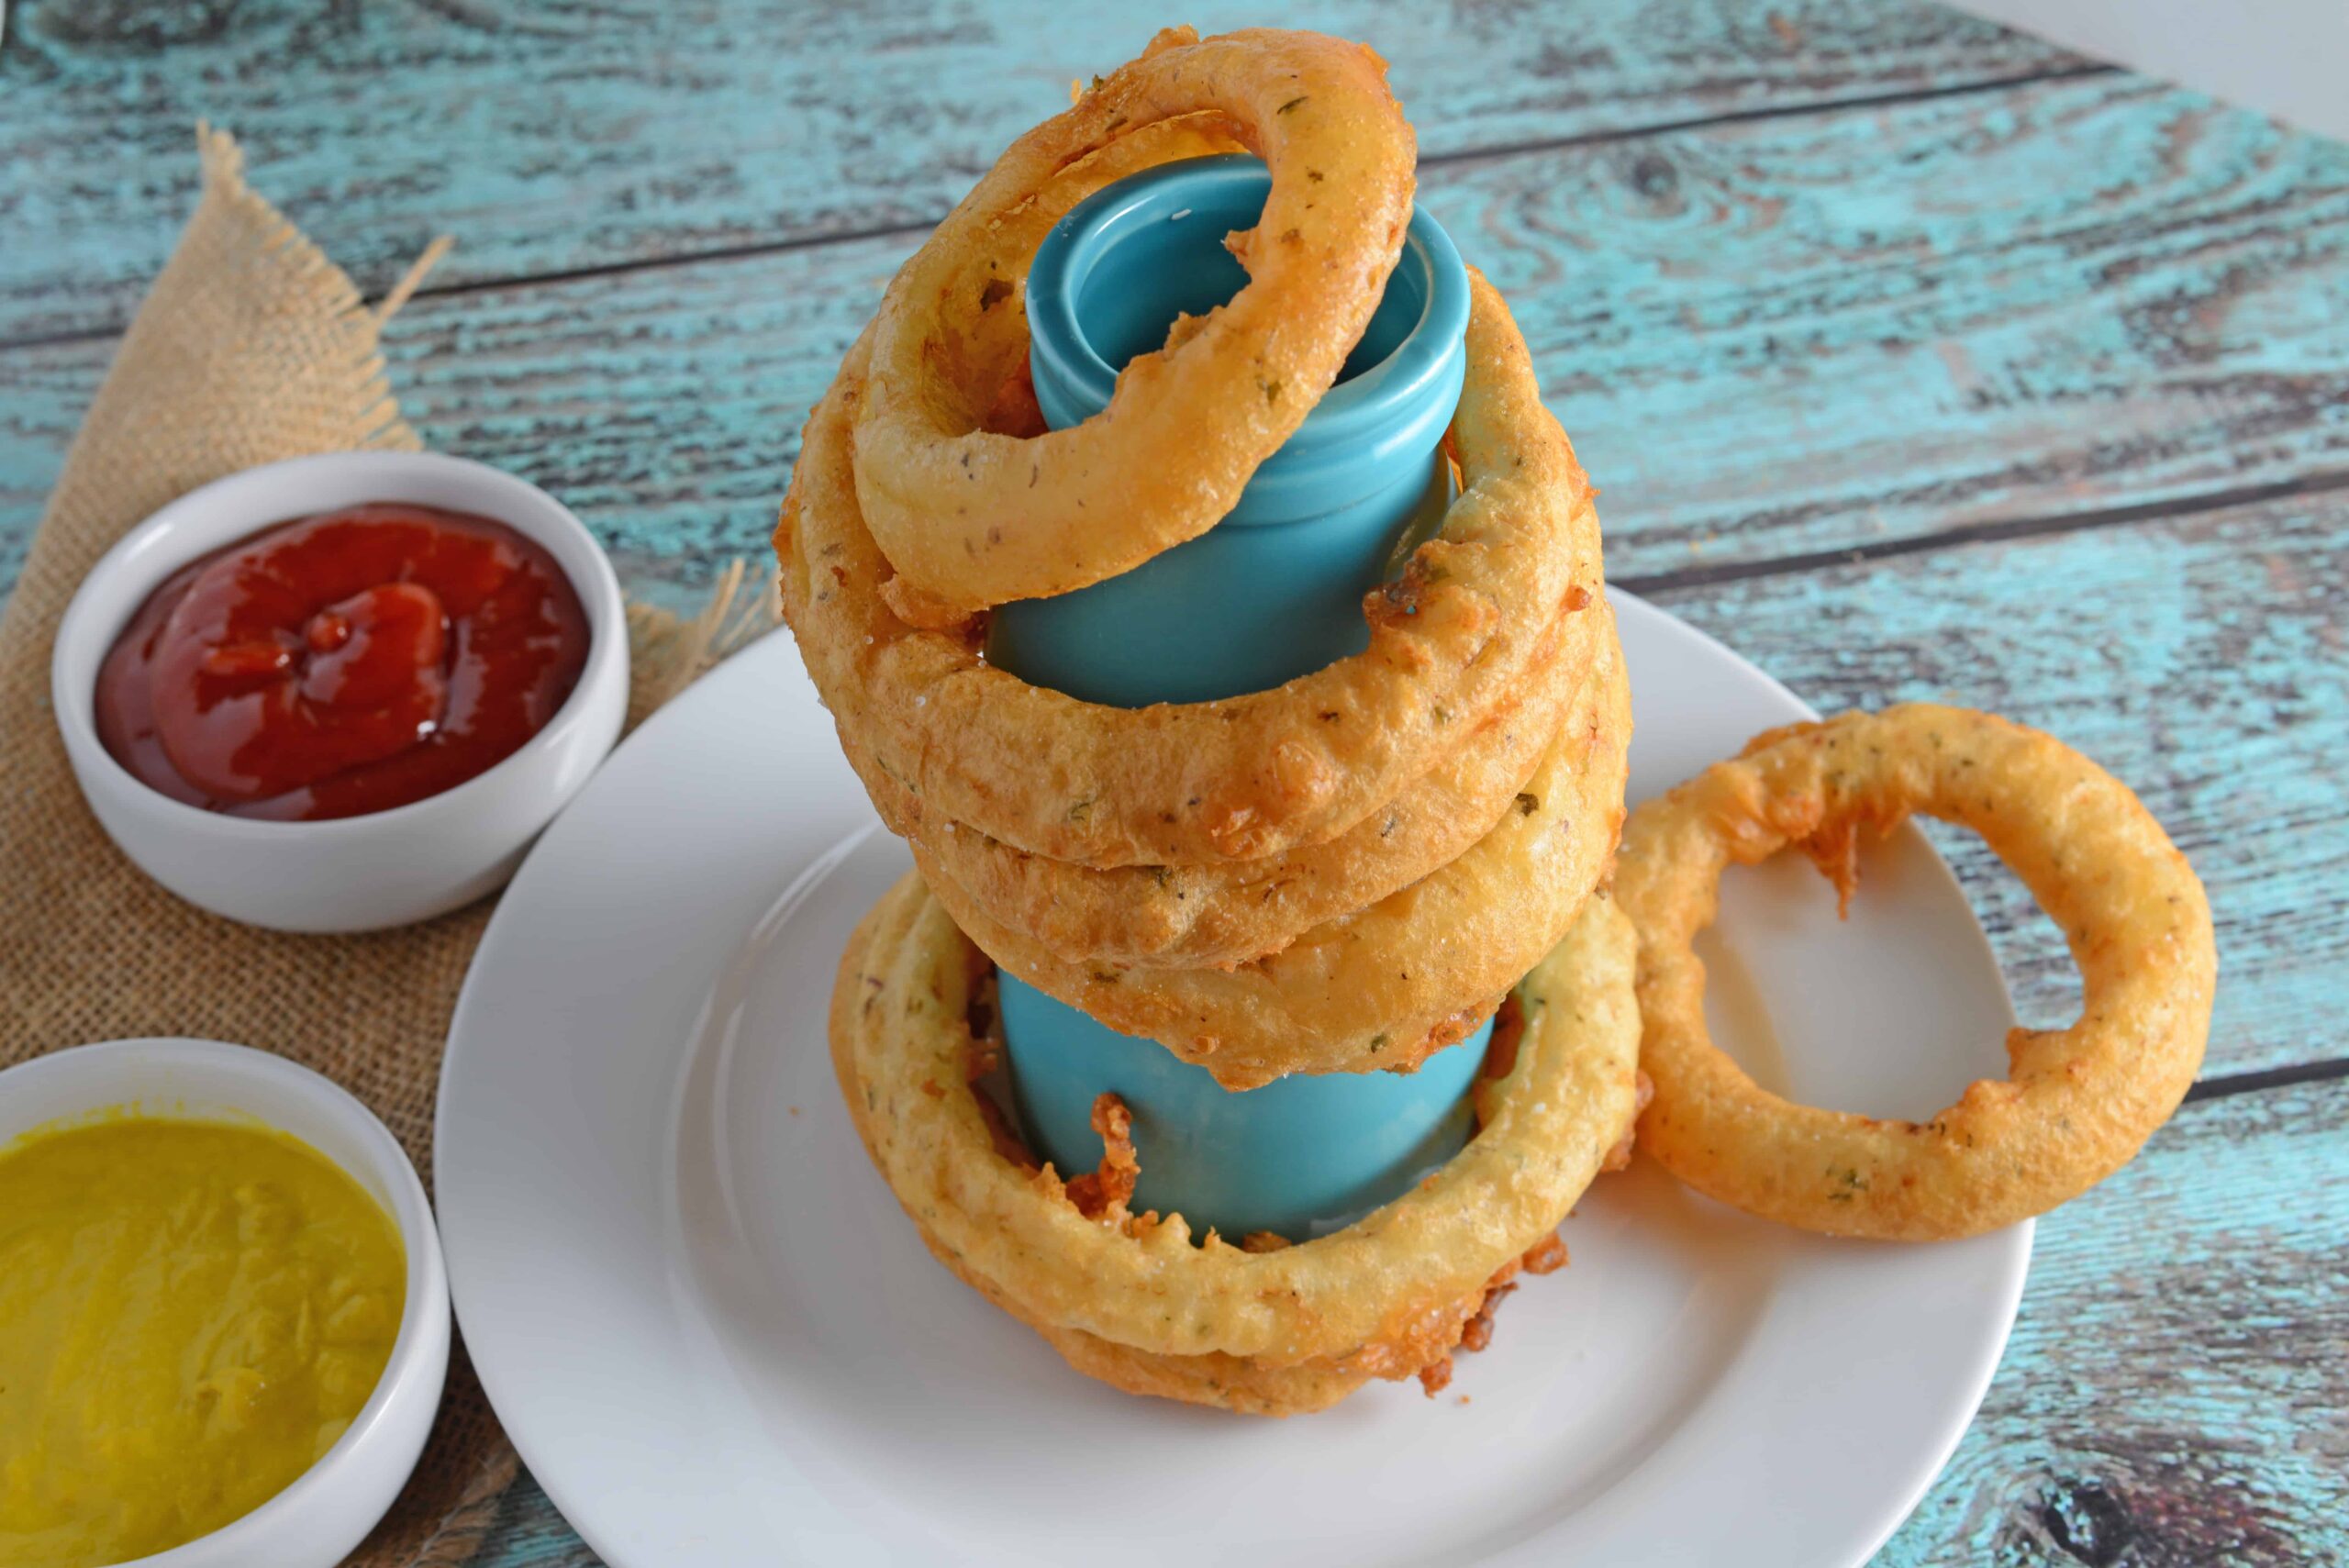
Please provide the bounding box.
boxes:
[1615,706,2216,1241]
[778,269,1598,870]
[830,873,1641,1411]
[854,27,1418,619]
[922,616,1629,1087]
[900,584,1598,969]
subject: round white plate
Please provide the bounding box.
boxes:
[437,594,2029,1567]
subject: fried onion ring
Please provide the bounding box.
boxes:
[921,613,1629,1087]
[1614,706,2216,1241]
[934,1244,1529,1417]
[830,872,1640,1407]
[902,589,1598,968]
[853,27,1419,617]
[779,269,1598,869]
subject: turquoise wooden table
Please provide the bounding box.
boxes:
[5,1,2343,1562]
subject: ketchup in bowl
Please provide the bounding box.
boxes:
[95,503,590,821]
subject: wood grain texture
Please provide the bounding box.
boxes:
[0,0,2086,344]
[4,72,2344,606]
[1876,1074,2349,1566]
[464,1073,2349,1566]
[1453,73,2349,573]
[3,6,2342,1566]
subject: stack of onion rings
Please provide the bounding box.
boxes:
[1614,706,2217,1241]
[774,20,1639,1418]
[781,265,1622,1086]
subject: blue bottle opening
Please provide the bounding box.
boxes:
[993,154,1470,706]
[1030,154,1442,422]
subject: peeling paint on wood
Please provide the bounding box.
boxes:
[0,0,2085,342]
[1876,1075,2349,1565]
[3,77,2343,606]
[1447,74,2349,571]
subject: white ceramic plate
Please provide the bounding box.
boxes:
[437,595,2030,1567]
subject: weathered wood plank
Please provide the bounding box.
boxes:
[1646,487,2349,1083]
[1457,75,2349,573]
[463,1073,2349,1565]
[5,72,2343,606]
[1876,1074,2349,1566]
[0,0,2086,343]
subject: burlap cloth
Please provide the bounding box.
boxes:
[0,128,770,1562]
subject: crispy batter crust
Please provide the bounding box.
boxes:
[921,619,1630,1085]
[854,27,1419,617]
[780,259,1621,1083]
[905,597,1598,969]
[829,874,1642,1403]
[779,272,1601,871]
[1615,705,2216,1240]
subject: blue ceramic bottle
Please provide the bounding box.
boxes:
[990,155,1485,1239]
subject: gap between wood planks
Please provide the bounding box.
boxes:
[1411,61,2116,174]
[1613,468,2349,598]
[0,61,2117,359]
[2186,1056,2349,1104]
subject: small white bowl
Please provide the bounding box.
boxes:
[51,451,628,932]
[0,1039,451,1568]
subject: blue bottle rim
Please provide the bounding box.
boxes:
[1026,153,1470,521]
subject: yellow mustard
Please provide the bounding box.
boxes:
[0,1118,406,1567]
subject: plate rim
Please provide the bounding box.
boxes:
[435,592,2032,1566]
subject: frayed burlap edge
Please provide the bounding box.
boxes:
[0,127,774,1562]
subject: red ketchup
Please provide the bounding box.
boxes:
[96,503,590,821]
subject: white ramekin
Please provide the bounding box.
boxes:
[0,1038,451,1568]
[50,450,628,932]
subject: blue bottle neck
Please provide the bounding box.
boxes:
[980,155,1493,1240]
[988,154,1470,707]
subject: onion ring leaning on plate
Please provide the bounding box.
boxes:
[1614,706,2216,1241]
